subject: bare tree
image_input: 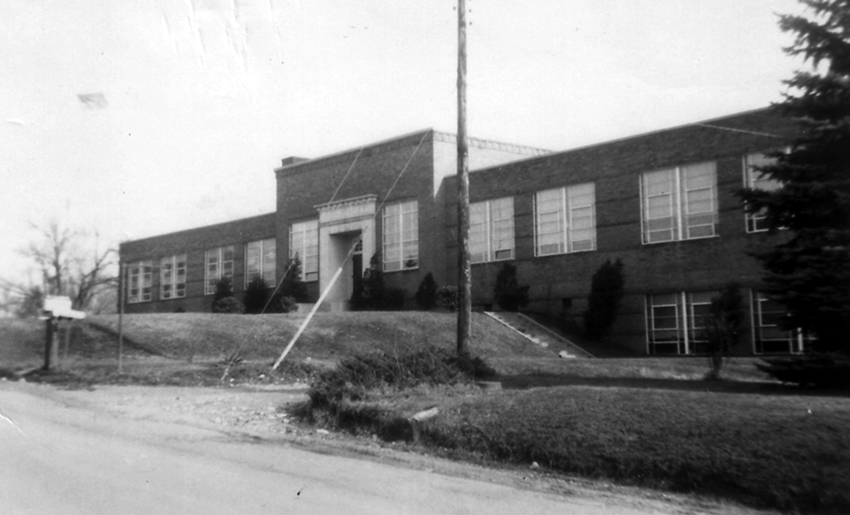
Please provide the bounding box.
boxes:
[18,220,117,312]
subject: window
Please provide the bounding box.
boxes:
[245,238,276,287]
[204,246,234,295]
[160,254,187,300]
[470,197,514,263]
[383,200,418,272]
[289,220,319,282]
[645,291,715,355]
[641,162,717,243]
[744,153,782,233]
[534,182,596,256]
[127,260,152,304]
[751,291,808,354]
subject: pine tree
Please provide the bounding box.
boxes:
[494,263,529,312]
[415,272,438,310]
[280,256,307,302]
[583,259,625,341]
[741,1,850,352]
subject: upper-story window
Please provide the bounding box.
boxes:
[204,246,234,295]
[640,161,717,244]
[744,153,782,233]
[470,197,514,263]
[127,260,152,304]
[161,254,187,299]
[245,238,276,287]
[290,220,319,282]
[383,200,418,272]
[534,182,596,256]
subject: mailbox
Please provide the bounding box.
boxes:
[42,296,86,320]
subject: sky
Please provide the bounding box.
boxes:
[0,0,807,285]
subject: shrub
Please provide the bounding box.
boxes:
[755,354,850,388]
[272,295,299,314]
[281,256,308,302]
[584,259,625,341]
[701,282,744,380]
[494,263,529,312]
[212,277,235,310]
[243,277,271,314]
[384,287,407,310]
[437,286,459,312]
[352,253,385,310]
[212,296,245,314]
[415,273,438,310]
[308,347,497,407]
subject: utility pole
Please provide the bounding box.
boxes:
[117,263,125,374]
[457,0,471,356]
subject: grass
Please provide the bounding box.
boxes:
[5,313,850,513]
[85,312,552,362]
[304,381,850,514]
[0,312,549,386]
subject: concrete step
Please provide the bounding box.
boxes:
[484,311,595,358]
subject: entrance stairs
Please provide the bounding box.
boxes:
[484,311,595,358]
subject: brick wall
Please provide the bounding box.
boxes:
[119,213,277,313]
[444,108,798,353]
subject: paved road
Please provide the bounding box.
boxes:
[0,382,689,515]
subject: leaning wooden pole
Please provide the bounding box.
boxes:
[456,0,471,356]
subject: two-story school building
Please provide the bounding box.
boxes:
[119,107,806,355]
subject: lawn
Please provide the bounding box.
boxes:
[4,313,849,513]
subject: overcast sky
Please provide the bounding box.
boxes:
[1,0,805,284]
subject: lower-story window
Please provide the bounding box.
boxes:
[246,238,276,287]
[645,291,714,355]
[750,291,808,354]
[161,254,187,299]
[127,260,152,303]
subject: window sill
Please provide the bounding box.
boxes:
[642,234,719,245]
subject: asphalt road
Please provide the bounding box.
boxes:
[0,381,719,515]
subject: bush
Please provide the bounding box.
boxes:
[755,354,850,388]
[272,295,299,314]
[415,273,438,310]
[352,253,385,310]
[212,277,235,310]
[308,347,497,407]
[494,263,529,312]
[281,257,308,302]
[212,296,245,314]
[384,287,407,310]
[701,282,744,380]
[437,286,459,312]
[583,259,625,341]
[243,277,271,314]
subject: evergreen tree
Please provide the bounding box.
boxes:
[494,263,529,312]
[243,276,271,314]
[212,276,234,310]
[280,256,307,302]
[351,253,385,310]
[701,283,745,380]
[740,0,850,352]
[583,259,625,341]
[415,272,438,310]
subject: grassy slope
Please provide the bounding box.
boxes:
[423,386,850,514]
[86,312,554,362]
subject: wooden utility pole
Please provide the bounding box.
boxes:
[117,263,125,374]
[457,0,471,356]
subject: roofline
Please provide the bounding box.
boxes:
[119,212,277,247]
[275,129,551,176]
[464,106,780,176]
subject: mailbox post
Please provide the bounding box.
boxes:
[41,296,86,371]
